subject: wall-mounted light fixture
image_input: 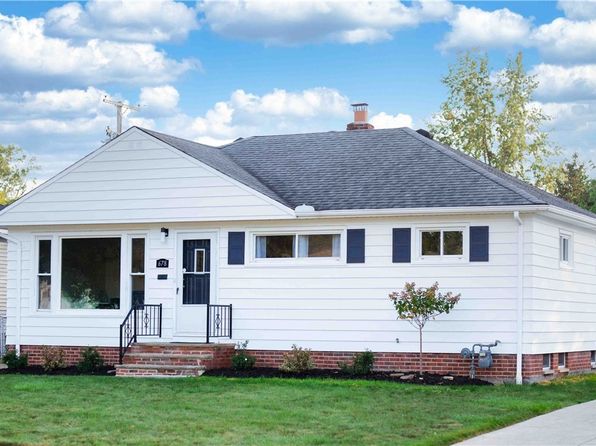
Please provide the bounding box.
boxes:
[160,227,169,243]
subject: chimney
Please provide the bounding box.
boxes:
[347,103,374,130]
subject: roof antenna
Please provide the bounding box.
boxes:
[102,95,140,139]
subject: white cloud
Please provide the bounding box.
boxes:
[531,64,596,101]
[45,0,199,42]
[199,0,453,45]
[439,6,532,51]
[0,13,197,89]
[532,18,596,63]
[369,112,413,129]
[558,1,596,20]
[140,85,180,116]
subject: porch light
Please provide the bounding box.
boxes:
[160,227,169,243]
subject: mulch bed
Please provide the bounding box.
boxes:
[203,367,492,385]
[0,366,115,376]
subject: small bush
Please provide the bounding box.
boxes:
[231,340,256,370]
[340,350,375,375]
[280,345,314,373]
[2,349,28,369]
[77,347,105,373]
[41,346,67,372]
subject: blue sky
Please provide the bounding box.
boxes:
[0,0,594,184]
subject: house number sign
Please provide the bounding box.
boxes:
[156,258,169,268]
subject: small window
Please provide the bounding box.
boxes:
[255,235,295,259]
[591,351,595,366]
[542,354,551,370]
[131,238,145,306]
[558,352,567,368]
[298,234,340,258]
[194,249,205,273]
[421,229,464,258]
[559,234,571,264]
[37,240,52,310]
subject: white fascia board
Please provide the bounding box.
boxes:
[541,206,596,230]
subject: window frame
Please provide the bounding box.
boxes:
[559,231,573,268]
[193,248,206,273]
[558,352,567,369]
[250,229,344,264]
[416,225,468,263]
[542,353,552,371]
[129,236,147,307]
[591,351,596,368]
[35,237,53,311]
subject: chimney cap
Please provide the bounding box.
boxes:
[351,102,368,109]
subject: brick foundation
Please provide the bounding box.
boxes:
[9,345,120,366]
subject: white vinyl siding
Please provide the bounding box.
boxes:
[0,238,6,316]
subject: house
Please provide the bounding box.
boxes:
[0,105,594,382]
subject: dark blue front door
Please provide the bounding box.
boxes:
[182,239,210,305]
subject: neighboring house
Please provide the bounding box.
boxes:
[0,106,594,382]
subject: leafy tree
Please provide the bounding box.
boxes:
[554,153,591,208]
[0,144,37,205]
[429,51,559,190]
[389,282,460,374]
[588,180,596,214]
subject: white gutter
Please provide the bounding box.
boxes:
[295,205,549,219]
[513,211,524,385]
[1,233,22,353]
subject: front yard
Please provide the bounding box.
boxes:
[0,374,595,445]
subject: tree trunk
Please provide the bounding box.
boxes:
[419,327,423,375]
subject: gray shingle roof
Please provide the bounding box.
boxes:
[137,126,595,218]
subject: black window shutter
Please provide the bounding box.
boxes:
[470,226,489,262]
[347,229,365,263]
[392,228,411,263]
[228,232,245,265]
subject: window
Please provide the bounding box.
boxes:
[194,249,205,273]
[420,229,464,258]
[542,354,551,370]
[591,351,595,367]
[131,238,145,307]
[255,233,341,259]
[559,233,571,265]
[298,234,340,258]
[558,352,567,369]
[37,240,51,310]
[61,238,121,309]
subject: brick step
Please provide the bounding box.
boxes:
[130,343,231,356]
[116,363,205,378]
[123,353,214,366]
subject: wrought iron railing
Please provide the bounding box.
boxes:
[119,304,162,363]
[206,304,232,344]
[0,316,6,357]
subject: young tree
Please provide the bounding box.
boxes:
[389,282,460,374]
[429,51,559,190]
[554,153,593,209]
[0,144,36,205]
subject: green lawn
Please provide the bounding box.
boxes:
[0,374,595,446]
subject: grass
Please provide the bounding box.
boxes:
[0,374,595,446]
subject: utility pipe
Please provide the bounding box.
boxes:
[513,211,524,385]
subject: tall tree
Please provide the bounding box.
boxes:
[554,153,593,209]
[0,144,37,205]
[429,51,559,190]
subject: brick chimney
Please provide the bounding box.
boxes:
[347,103,374,130]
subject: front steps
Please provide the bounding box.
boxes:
[116,342,235,377]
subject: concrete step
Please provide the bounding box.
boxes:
[116,363,205,377]
[123,352,214,366]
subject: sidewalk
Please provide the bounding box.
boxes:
[454,400,596,446]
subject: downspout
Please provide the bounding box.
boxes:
[513,211,524,385]
[2,234,22,353]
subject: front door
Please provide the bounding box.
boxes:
[176,234,214,339]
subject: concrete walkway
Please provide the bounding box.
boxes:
[454,400,596,446]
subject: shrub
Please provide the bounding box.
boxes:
[280,345,314,373]
[2,349,28,369]
[77,347,105,373]
[41,346,67,372]
[231,340,256,371]
[340,350,375,375]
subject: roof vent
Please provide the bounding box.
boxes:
[416,128,433,139]
[347,103,374,131]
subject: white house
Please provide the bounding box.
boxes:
[1,108,595,382]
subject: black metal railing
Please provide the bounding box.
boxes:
[119,304,162,363]
[206,304,232,344]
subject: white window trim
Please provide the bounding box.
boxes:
[34,236,53,312]
[542,353,552,372]
[415,225,468,263]
[558,352,567,370]
[250,229,345,265]
[559,231,573,269]
[129,235,147,306]
[193,248,206,273]
[591,351,596,369]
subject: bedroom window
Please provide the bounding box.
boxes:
[61,237,121,309]
[559,233,571,265]
[37,239,51,310]
[420,229,464,258]
[255,233,341,259]
[130,238,145,307]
